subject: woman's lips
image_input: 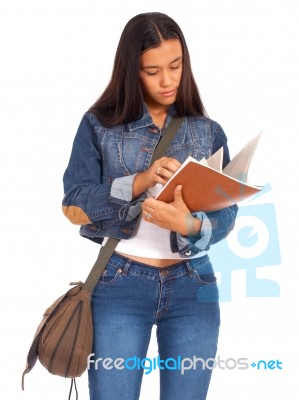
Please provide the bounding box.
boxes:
[159,89,176,97]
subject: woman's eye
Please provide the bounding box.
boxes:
[146,71,158,76]
[170,65,180,70]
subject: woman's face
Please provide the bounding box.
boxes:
[139,38,183,111]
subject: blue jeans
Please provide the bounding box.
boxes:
[88,252,220,400]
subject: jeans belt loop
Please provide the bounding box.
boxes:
[121,260,131,276]
[185,260,194,277]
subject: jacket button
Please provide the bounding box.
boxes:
[147,127,159,133]
[121,228,132,234]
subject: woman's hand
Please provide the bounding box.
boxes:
[132,157,181,198]
[142,185,202,236]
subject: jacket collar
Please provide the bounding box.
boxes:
[127,103,177,131]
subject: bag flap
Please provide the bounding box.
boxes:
[21,285,83,390]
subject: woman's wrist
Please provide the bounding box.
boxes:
[132,171,150,198]
[178,214,202,236]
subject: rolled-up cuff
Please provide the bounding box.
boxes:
[110,174,146,221]
[110,174,137,201]
[171,211,213,258]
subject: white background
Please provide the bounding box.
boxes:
[1,0,299,399]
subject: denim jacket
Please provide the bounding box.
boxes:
[62,105,238,257]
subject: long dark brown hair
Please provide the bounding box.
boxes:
[89,12,207,127]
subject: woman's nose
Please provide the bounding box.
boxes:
[160,71,172,87]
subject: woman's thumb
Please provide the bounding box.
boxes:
[174,185,183,199]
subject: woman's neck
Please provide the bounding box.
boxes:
[147,105,169,129]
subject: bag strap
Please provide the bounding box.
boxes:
[83,116,185,292]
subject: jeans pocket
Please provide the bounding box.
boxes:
[190,256,217,286]
[195,272,217,285]
[98,263,122,285]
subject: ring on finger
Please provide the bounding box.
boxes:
[156,167,161,176]
[146,212,152,220]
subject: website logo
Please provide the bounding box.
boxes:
[87,354,283,374]
[207,186,281,301]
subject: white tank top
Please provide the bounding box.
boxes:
[103,184,206,260]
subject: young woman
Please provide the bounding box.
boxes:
[62,12,238,400]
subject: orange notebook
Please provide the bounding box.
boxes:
[155,132,263,212]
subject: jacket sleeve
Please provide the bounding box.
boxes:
[171,122,238,257]
[62,114,145,227]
